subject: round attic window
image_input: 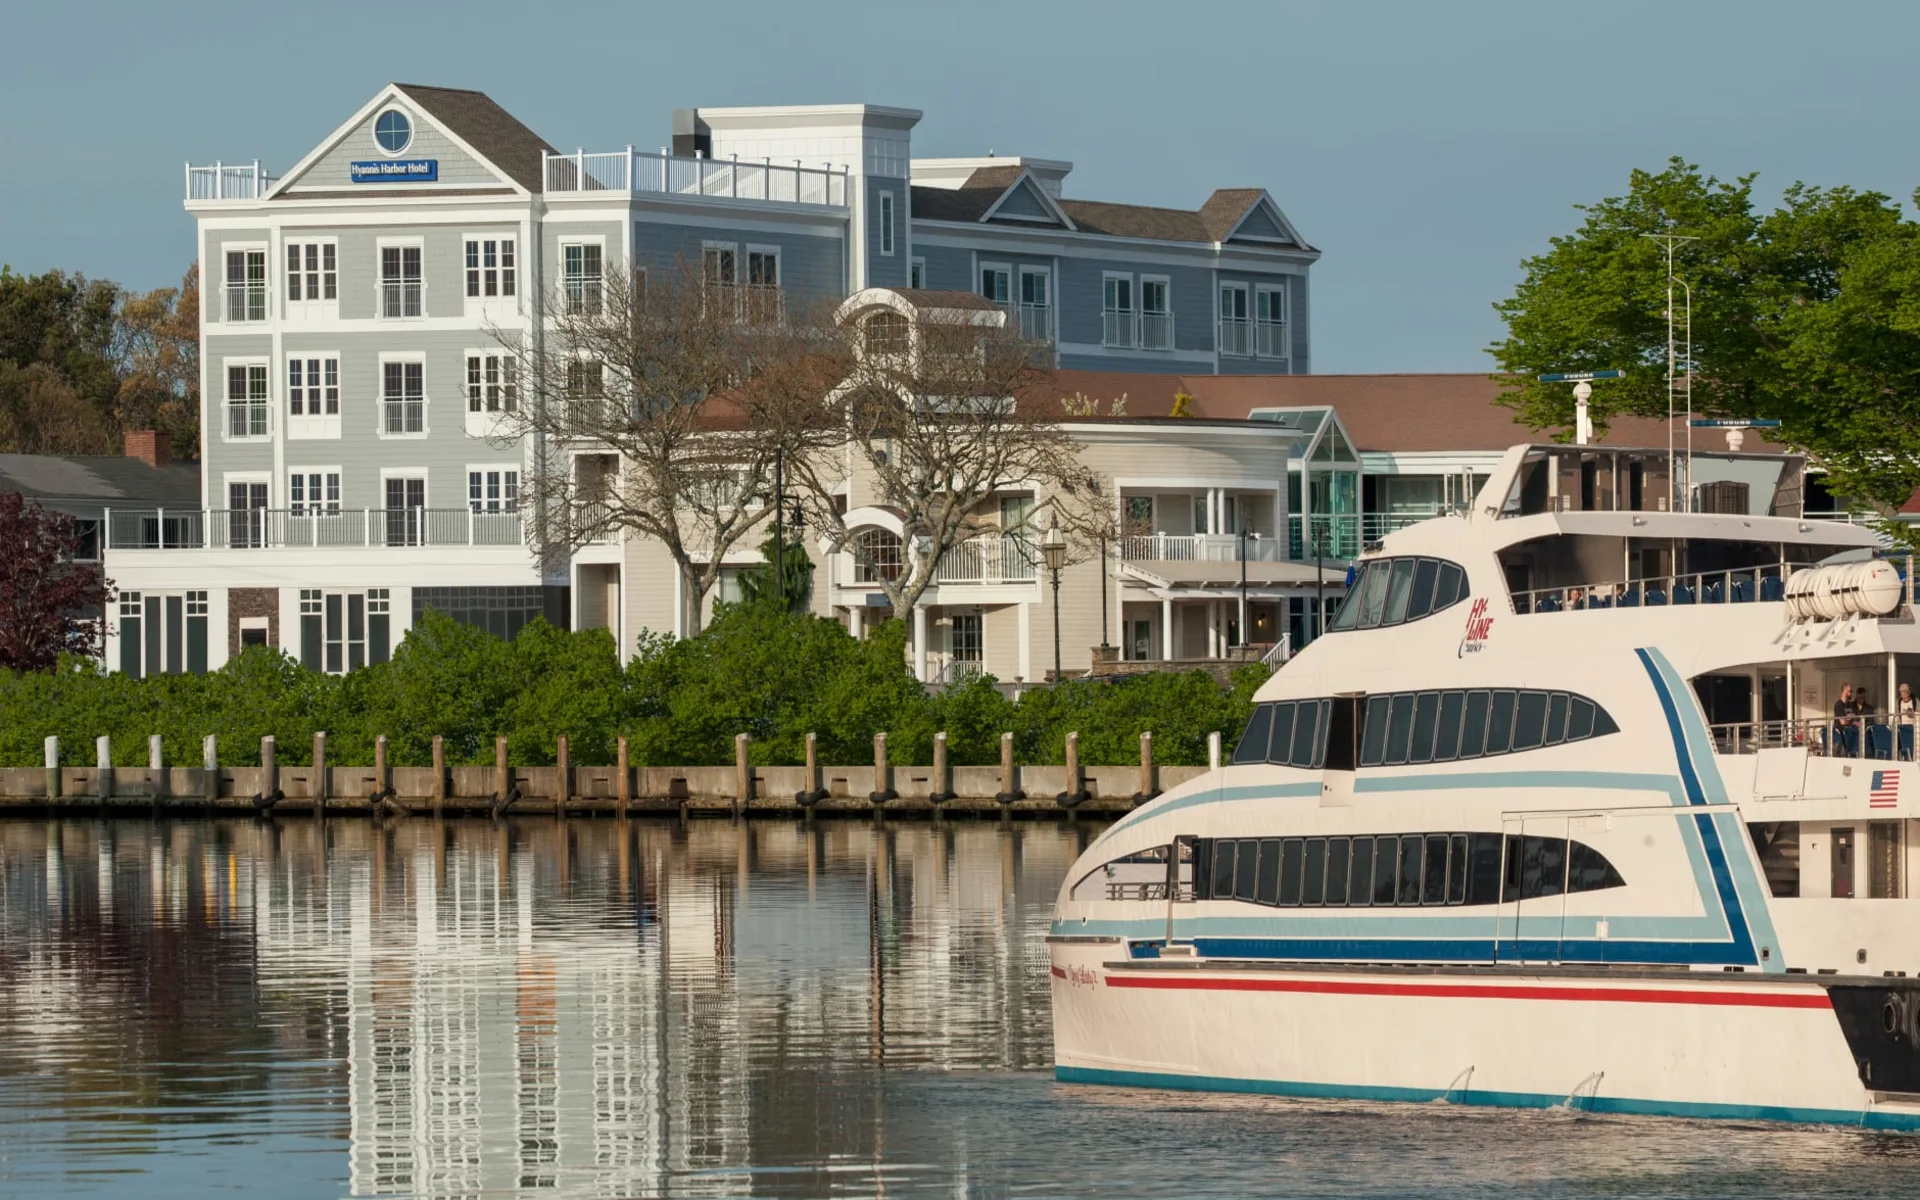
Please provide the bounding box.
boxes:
[373,109,413,156]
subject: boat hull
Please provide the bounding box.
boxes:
[1049,940,1920,1129]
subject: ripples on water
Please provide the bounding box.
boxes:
[3,818,1920,1199]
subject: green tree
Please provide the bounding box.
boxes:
[736,528,813,612]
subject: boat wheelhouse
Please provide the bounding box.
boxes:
[1050,443,1920,1128]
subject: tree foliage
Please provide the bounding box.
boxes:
[0,604,1262,769]
[1490,158,1920,524]
[0,493,113,671]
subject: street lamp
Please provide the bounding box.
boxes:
[1041,517,1067,683]
[1237,523,1249,649]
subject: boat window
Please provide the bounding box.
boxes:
[1487,690,1516,754]
[1232,704,1273,765]
[1409,692,1439,764]
[1255,838,1281,905]
[1433,691,1464,761]
[1384,693,1416,765]
[1512,690,1548,751]
[1266,702,1296,764]
[1302,837,1327,905]
[1068,842,1177,902]
[1545,693,1569,746]
[1460,691,1490,758]
[1436,562,1467,609]
[1407,558,1440,620]
[1349,836,1375,904]
[1360,696,1390,766]
[1383,559,1416,624]
[1187,831,1623,908]
[1329,577,1365,631]
[1356,560,1391,627]
[1290,700,1321,766]
[1325,837,1351,906]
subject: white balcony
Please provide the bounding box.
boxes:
[1019,302,1052,342]
[1140,311,1174,351]
[544,149,850,208]
[106,508,524,551]
[1219,317,1251,357]
[1118,533,1285,563]
[185,161,276,202]
[1103,310,1136,349]
[932,535,1039,584]
[1256,320,1288,359]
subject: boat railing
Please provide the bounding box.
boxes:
[1514,564,1795,615]
[1104,881,1194,902]
[1707,716,1916,760]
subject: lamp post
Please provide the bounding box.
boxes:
[1237,523,1249,649]
[1042,518,1067,683]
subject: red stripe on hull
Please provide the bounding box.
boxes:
[1103,973,1831,1010]
[1050,965,1067,979]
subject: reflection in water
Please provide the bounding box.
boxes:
[8,818,1920,1199]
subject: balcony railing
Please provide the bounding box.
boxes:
[1709,716,1917,760]
[1256,320,1288,359]
[185,161,275,201]
[1118,534,1285,563]
[1019,303,1052,342]
[1141,311,1174,351]
[1219,317,1251,357]
[544,149,850,208]
[1103,311,1136,349]
[1513,565,1796,616]
[106,508,524,551]
[1288,514,1363,561]
[930,535,1038,584]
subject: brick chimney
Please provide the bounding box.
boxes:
[125,430,170,469]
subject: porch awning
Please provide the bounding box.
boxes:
[1119,561,1347,590]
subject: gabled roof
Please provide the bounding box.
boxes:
[909,165,1076,229]
[915,178,1313,251]
[393,84,556,192]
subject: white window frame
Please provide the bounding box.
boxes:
[222,472,271,549]
[980,262,1011,308]
[221,357,271,442]
[376,236,426,320]
[463,348,519,437]
[1139,275,1173,351]
[466,464,521,514]
[288,466,343,516]
[562,238,606,315]
[1255,283,1289,360]
[909,256,926,289]
[284,239,339,313]
[744,243,782,324]
[222,244,269,324]
[462,232,518,302]
[285,351,341,440]
[1101,271,1136,349]
[1218,282,1251,357]
[877,190,896,256]
[376,352,428,439]
[1017,265,1052,343]
[377,469,430,548]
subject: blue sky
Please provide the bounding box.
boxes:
[3,0,1915,372]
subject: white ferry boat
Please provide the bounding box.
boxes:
[1050,442,1920,1128]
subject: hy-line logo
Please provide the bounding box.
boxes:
[1458,596,1494,658]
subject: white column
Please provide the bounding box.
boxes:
[914,605,930,682]
[849,604,864,641]
[1161,598,1174,661]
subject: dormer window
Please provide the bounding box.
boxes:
[864,310,909,357]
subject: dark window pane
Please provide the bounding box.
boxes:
[1433,691,1464,762]
[1195,840,1214,899]
[300,613,322,671]
[1397,835,1424,905]
[1255,839,1281,905]
[1486,690,1516,755]
[1568,841,1625,893]
[1513,690,1547,750]
[369,615,390,666]
[1361,695,1390,766]
[1235,838,1259,901]
[1568,695,1596,740]
[1460,691,1490,759]
[1383,558,1416,624]
[186,616,207,675]
[1384,693,1415,764]
[1371,837,1398,906]
[1348,836,1374,906]
[1313,700,1332,767]
[1435,562,1466,610]
[1407,558,1439,620]
[1511,835,1567,902]
[1280,839,1305,905]
[1324,837,1350,906]
[1468,833,1504,905]
[1409,692,1439,763]
[1423,834,1448,904]
[1590,702,1620,737]
[1211,840,1236,898]
[1233,704,1273,764]
[1266,702,1296,763]
[1545,693,1570,745]
[1447,834,1470,904]
[1290,700,1320,767]
[1356,560,1391,628]
[120,617,142,678]
[1302,838,1327,906]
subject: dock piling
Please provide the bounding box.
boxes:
[931,732,952,806]
[96,736,113,801]
[995,731,1021,805]
[149,735,165,806]
[1208,731,1222,772]
[1134,731,1157,805]
[616,735,630,816]
[431,736,446,815]
[1060,731,1088,809]
[203,735,217,804]
[312,731,328,813]
[869,732,896,806]
[734,733,751,816]
[44,736,59,801]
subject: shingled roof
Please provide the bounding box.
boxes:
[393,83,558,193]
[912,170,1304,248]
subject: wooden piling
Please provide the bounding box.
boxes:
[995,731,1021,805]
[431,735,446,815]
[797,732,825,807]
[734,733,751,816]
[1208,731,1222,771]
[203,735,218,804]
[616,736,630,816]
[312,731,328,813]
[374,735,389,806]
[869,732,896,806]
[495,737,510,808]
[261,736,278,805]
[96,736,113,801]
[149,735,165,807]
[931,731,951,805]
[1060,730,1087,808]
[556,735,571,817]
[44,736,59,801]
[1134,730,1158,805]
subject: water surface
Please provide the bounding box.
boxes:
[4,817,1920,1198]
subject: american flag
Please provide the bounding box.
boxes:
[1871,769,1901,809]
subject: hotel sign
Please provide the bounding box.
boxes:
[350,159,439,183]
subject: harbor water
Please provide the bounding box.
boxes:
[3,817,1920,1198]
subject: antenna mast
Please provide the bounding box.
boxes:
[1642,230,1698,511]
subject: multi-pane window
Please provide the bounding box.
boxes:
[745,249,780,323]
[1219,284,1251,355]
[952,613,983,663]
[878,191,896,255]
[290,471,341,515]
[703,245,737,313]
[980,266,1010,307]
[226,363,268,437]
[909,258,926,289]
[465,353,517,413]
[1102,275,1135,348]
[287,356,340,416]
[383,477,426,547]
[1018,268,1051,341]
[381,362,425,434]
[1141,278,1172,350]
[285,243,337,302]
[1188,832,1624,908]
[300,588,390,674]
[564,360,606,435]
[225,249,267,322]
[563,243,603,314]
[465,237,517,298]
[379,245,423,317]
[227,480,268,549]
[468,469,519,513]
[1256,285,1288,358]
[117,590,210,679]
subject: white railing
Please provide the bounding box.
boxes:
[1020,303,1052,342]
[1219,317,1251,357]
[1261,633,1293,671]
[1256,321,1288,359]
[1513,566,1796,615]
[543,149,851,208]
[186,161,275,201]
[1118,533,1286,563]
[1709,716,1916,761]
[105,508,523,551]
[1103,310,1136,349]
[1141,311,1174,351]
[931,535,1038,584]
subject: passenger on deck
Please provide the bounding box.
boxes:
[1835,683,1860,757]
[1899,682,1916,761]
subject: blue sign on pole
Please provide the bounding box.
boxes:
[1539,370,1624,383]
[350,159,440,183]
[1689,419,1781,429]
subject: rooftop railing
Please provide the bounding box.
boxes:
[1117,533,1285,563]
[185,162,276,201]
[1708,716,1915,760]
[105,508,524,551]
[544,149,850,208]
[1513,555,1919,617]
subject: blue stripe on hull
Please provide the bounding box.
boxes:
[1055,1065,1920,1131]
